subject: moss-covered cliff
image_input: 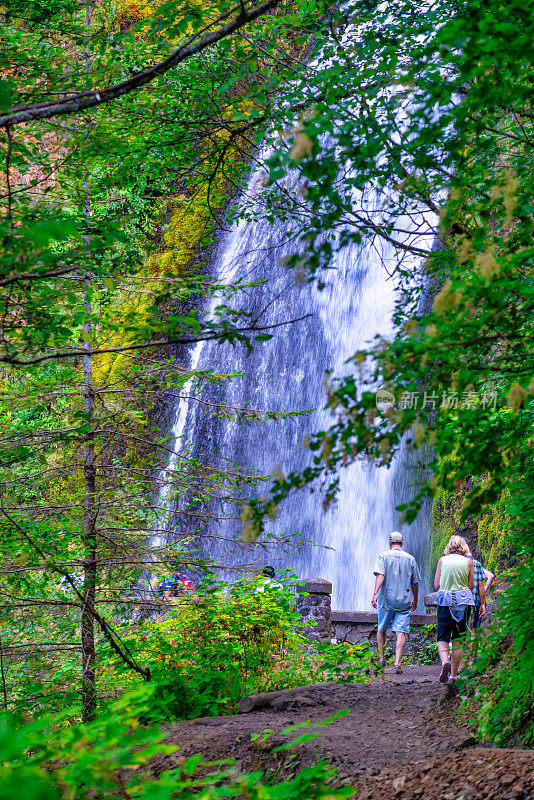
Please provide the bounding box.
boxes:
[431,480,513,576]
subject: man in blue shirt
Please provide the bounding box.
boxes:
[371,531,421,673]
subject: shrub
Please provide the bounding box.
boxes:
[99,575,375,720]
[0,696,356,800]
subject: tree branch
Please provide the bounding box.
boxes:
[0,0,280,128]
[0,313,312,365]
[0,267,80,288]
[0,499,151,682]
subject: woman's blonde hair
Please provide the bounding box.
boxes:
[444,535,470,556]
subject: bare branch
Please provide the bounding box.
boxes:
[0,0,280,128]
[0,313,312,365]
[0,267,81,288]
[0,500,151,682]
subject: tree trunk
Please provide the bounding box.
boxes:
[81,179,97,721]
[0,636,7,710]
[80,1,98,725]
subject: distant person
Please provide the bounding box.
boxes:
[154,571,194,598]
[465,546,494,630]
[254,565,283,592]
[434,535,475,683]
[371,532,421,674]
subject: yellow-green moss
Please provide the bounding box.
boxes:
[115,0,158,27]
[94,127,241,389]
[93,197,220,387]
[431,481,512,574]
[476,499,513,573]
[146,194,216,277]
[431,486,460,570]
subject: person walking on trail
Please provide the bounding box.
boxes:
[434,535,475,684]
[465,546,494,631]
[371,531,421,674]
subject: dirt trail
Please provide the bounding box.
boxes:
[157,666,533,797]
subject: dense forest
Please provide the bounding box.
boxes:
[0,0,533,796]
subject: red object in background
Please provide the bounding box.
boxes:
[175,572,194,590]
[157,572,195,597]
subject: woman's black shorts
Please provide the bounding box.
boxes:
[436,605,469,642]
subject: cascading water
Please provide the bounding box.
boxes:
[156,116,434,610]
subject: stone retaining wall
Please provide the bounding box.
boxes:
[295,577,438,659]
[296,579,332,643]
[332,609,437,659]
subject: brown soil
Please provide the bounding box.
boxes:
[357,749,534,800]
[153,665,533,796]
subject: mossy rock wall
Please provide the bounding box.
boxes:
[431,481,513,574]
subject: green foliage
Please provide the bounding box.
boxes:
[460,473,534,745]
[0,0,326,366]
[248,0,534,530]
[100,577,374,720]
[304,640,377,684]
[414,624,439,666]
[235,0,534,744]
[461,621,534,746]
[0,353,241,714]
[0,697,355,800]
[475,499,514,574]
[138,670,233,722]
[0,0,329,717]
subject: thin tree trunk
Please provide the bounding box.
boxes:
[81,2,97,723]
[0,636,7,710]
[81,187,97,722]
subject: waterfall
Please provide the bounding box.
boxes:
[157,145,434,611]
